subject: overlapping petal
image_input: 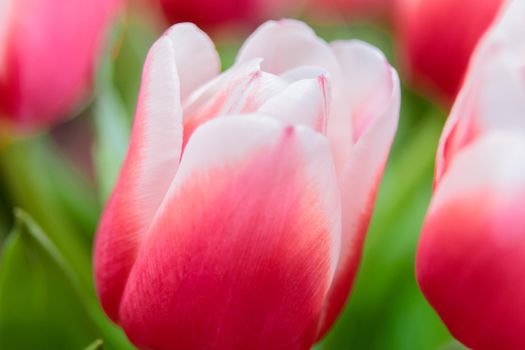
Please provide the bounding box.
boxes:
[94,35,182,322]
[164,23,220,101]
[94,19,400,350]
[317,41,400,336]
[235,20,349,169]
[436,0,525,183]
[182,60,287,146]
[119,116,341,350]
[258,74,330,133]
[418,132,525,350]
[417,1,525,348]
[236,19,342,80]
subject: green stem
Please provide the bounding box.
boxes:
[12,209,134,350]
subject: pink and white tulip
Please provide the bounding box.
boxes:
[416,1,525,349]
[395,0,503,104]
[94,19,399,350]
[0,0,121,129]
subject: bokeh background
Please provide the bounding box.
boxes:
[0,0,492,348]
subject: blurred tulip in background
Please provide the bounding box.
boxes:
[417,1,525,348]
[309,0,393,23]
[395,0,503,105]
[152,0,297,30]
[0,0,121,130]
[94,19,400,349]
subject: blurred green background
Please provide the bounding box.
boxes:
[0,12,461,350]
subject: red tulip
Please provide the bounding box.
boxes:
[94,20,399,349]
[417,1,525,348]
[0,0,121,129]
[395,0,503,104]
[155,0,294,30]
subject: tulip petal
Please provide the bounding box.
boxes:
[280,66,331,82]
[0,0,119,126]
[182,60,287,146]
[119,116,341,350]
[0,0,14,71]
[236,20,364,174]
[94,36,182,322]
[164,23,220,101]
[258,74,330,133]
[331,41,394,141]
[395,0,503,103]
[436,0,525,183]
[417,131,525,350]
[236,19,342,79]
[317,42,400,337]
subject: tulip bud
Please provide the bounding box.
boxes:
[417,1,525,348]
[0,0,121,130]
[395,0,503,104]
[94,20,399,349]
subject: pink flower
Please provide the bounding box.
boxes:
[0,0,121,129]
[94,20,399,350]
[416,1,525,349]
[395,0,503,104]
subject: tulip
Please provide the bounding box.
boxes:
[416,1,525,349]
[0,0,121,129]
[94,19,399,349]
[395,0,503,104]
[154,0,295,30]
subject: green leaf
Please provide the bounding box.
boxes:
[0,210,99,349]
[83,339,104,350]
[0,137,93,286]
[0,210,135,350]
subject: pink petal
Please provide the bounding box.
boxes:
[0,0,120,127]
[237,20,393,175]
[417,131,525,350]
[182,60,287,147]
[94,36,182,322]
[119,116,341,350]
[236,19,342,80]
[394,0,502,103]
[164,23,220,101]
[331,41,394,142]
[0,0,14,69]
[436,0,525,184]
[327,40,396,172]
[258,74,331,133]
[280,66,331,82]
[317,42,400,337]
